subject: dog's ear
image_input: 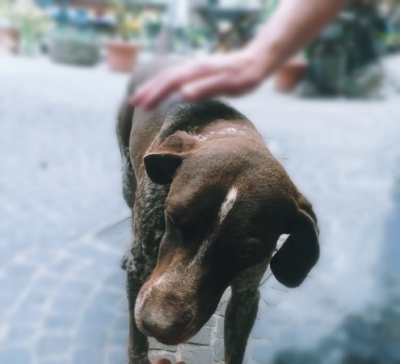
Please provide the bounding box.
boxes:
[270,195,319,288]
[144,131,198,184]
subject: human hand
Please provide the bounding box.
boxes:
[130,0,346,111]
[130,49,267,111]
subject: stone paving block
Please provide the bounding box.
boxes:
[107,347,128,364]
[44,313,76,331]
[0,325,7,341]
[4,324,36,344]
[149,350,176,363]
[250,319,267,340]
[216,315,224,339]
[91,289,122,309]
[73,262,113,282]
[50,255,82,275]
[250,343,274,364]
[205,314,216,327]
[95,219,132,249]
[212,338,224,363]
[188,326,212,346]
[0,245,18,266]
[115,296,129,311]
[103,270,127,289]
[73,348,105,364]
[110,330,128,346]
[36,334,72,357]
[67,244,120,266]
[0,276,29,294]
[80,307,115,326]
[20,291,52,311]
[149,338,177,352]
[0,347,32,364]
[50,294,85,314]
[12,306,43,324]
[75,326,107,347]
[24,249,57,266]
[62,279,93,297]
[7,262,38,277]
[32,275,60,292]
[180,344,212,364]
[0,291,22,311]
[112,314,129,331]
[216,290,230,317]
[37,360,70,364]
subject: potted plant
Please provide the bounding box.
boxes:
[274,54,309,93]
[105,0,141,73]
[0,19,20,55]
[48,27,101,67]
[0,0,53,56]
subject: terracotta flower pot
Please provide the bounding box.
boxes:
[0,27,20,55]
[274,59,308,92]
[105,41,139,73]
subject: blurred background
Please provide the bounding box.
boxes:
[1,0,400,363]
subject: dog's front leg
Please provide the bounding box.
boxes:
[127,271,151,364]
[224,286,260,364]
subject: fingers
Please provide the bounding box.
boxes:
[129,52,259,110]
[130,60,217,110]
[181,71,253,102]
[130,67,184,110]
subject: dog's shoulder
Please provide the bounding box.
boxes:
[158,100,251,140]
[173,100,247,124]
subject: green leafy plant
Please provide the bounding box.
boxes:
[110,0,140,41]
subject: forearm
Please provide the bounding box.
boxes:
[245,0,348,77]
[131,0,348,109]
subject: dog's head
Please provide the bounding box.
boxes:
[135,131,319,345]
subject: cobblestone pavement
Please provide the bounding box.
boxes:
[1,54,400,364]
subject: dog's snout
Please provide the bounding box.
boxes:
[140,311,159,337]
[140,305,188,345]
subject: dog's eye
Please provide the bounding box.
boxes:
[235,245,252,259]
[167,215,180,227]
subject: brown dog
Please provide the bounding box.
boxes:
[117,59,319,364]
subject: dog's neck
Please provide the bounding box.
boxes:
[194,126,246,141]
[190,120,262,143]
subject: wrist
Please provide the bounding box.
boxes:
[242,38,284,79]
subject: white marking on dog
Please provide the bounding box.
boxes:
[192,127,247,141]
[154,276,165,287]
[134,294,143,323]
[190,187,238,267]
[219,187,238,225]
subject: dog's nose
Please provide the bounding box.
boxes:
[140,308,187,345]
[140,312,156,337]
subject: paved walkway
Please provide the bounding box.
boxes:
[1,54,400,364]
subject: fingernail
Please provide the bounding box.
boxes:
[181,85,192,95]
[181,86,195,99]
[129,94,139,105]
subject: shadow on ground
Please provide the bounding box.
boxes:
[272,169,400,364]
